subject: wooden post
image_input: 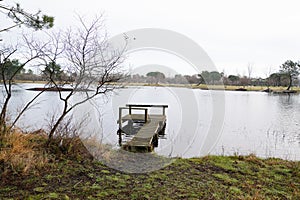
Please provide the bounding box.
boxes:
[118,129,122,146]
[129,105,132,115]
[118,107,123,146]
[118,107,122,130]
[145,109,148,122]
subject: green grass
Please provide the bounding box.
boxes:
[1,154,299,199]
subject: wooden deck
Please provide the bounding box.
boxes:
[117,105,168,152]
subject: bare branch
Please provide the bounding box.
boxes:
[44,15,127,142]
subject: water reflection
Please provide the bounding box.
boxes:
[211,91,300,160]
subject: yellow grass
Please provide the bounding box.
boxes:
[123,82,300,92]
[0,130,48,174]
[190,84,300,92]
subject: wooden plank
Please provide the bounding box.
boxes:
[120,114,166,122]
[121,114,149,121]
[126,104,168,117]
[126,104,168,108]
[122,117,165,151]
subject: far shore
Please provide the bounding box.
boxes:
[119,82,300,93]
[2,80,300,93]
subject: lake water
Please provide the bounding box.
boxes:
[2,83,300,160]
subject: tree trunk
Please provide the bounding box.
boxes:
[0,93,11,129]
[287,74,292,90]
[47,112,67,145]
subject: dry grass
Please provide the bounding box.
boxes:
[82,137,114,162]
[0,129,49,174]
[194,84,300,91]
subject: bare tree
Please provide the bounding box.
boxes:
[42,16,127,143]
[264,66,273,90]
[0,43,46,129]
[0,31,66,132]
[247,62,253,85]
[0,1,54,132]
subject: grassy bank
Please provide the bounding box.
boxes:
[193,84,300,92]
[120,82,300,92]
[0,132,299,199]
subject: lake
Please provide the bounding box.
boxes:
[2,83,300,160]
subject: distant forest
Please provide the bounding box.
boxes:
[4,59,300,88]
[125,70,300,88]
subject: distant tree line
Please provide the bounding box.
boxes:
[5,59,300,91]
[124,60,300,90]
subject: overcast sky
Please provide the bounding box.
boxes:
[3,0,300,77]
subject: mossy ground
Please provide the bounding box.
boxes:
[1,150,299,199]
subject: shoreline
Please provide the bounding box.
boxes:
[5,80,300,93]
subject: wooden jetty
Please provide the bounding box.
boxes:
[117,104,168,152]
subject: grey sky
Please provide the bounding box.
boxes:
[3,0,300,77]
